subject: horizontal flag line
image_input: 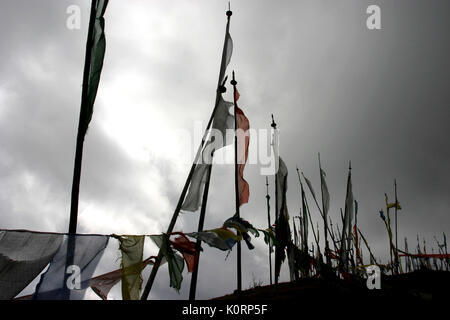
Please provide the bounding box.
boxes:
[0,228,269,240]
[0,228,108,237]
[0,229,195,239]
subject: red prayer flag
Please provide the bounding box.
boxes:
[236,106,249,206]
[169,233,199,273]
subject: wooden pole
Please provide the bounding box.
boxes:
[230,71,242,293]
[271,115,279,285]
[69,0,97,235]
[265,177,273,285]
[188,162,213,300]
[358,228,377,265]
[188,6,234,300]
[394,179,400,274]
[65,0,97,300]
[385,194,394,274]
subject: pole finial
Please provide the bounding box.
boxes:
[226,2,232,17]
[230,70,237,85]
[271,114,277,128]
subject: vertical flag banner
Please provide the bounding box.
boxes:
[300,182,309,253]
[179,9,234,213]
[33,235,109,300]
[320,168,330,217]
[275,157,290,281]
[181,163,209,212]
[79,0,108,137]
[69,0,109,235]
[235,89,250,206]
[218,19,233,85]
[340,167,354,271]
[303,174,317,202]
[211,96,235,150]
[0,231,63,300]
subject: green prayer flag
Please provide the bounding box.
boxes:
[150,234,184,292]
[119,235,144,300]
[80,0,108,137]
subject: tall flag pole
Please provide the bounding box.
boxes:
[65,0,108,300]
[271,115,278,285]
[384,193,395,274]
[141,6,234,300]
[231,71,241,293]
[318,153,331,266]
[69,0,108,234]
[353,200,362,266]
[188,5,235,301]
[271,116,294,283]
[265,177,273,285]
[394,179,400,274]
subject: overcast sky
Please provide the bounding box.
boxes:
[0,0,449,300]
